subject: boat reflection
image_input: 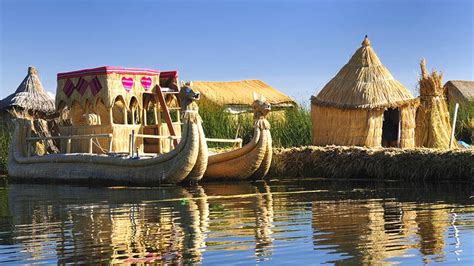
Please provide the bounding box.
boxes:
[0,180,472,264]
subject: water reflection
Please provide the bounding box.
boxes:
[0,180,472,264]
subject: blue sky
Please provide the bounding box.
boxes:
[0,0,472,104]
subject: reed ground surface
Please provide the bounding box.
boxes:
[270,146,473,181]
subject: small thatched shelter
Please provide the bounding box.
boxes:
[311,36,417,148]
[415,59,454,148]
[0,66,58,154]
[444,80,474,104]
[444,80,474,143]
[192,80,295,113]
[0,66,55,124]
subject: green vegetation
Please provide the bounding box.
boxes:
[449,102,473,144]
[0,130,10,174]
[199,103,311,148]
[268,105,312,147]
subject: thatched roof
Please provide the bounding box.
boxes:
[192,80,295,107]
[444,80,474,103]
[0,66,55,114]
[312,36,414,109]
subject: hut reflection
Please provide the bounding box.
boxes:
[416,205,449,262]
[311,199,450,264]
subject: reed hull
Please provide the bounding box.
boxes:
[204,118,272,180]
[8,113,208,185]
[184,121,209,182]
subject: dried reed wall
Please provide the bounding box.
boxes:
[270,146,473,181]
[311,104,416,148]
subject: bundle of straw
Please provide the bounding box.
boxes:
[415,59,454,148]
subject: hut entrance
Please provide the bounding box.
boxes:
[382,108,400,147]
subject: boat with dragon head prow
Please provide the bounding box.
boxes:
[7,67,208,185]
[203,93,273,180]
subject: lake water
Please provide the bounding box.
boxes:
[0,179,472,265]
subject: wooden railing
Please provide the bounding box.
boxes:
[131,132,181,157]
[206,138,243,148]
[25,133,113,156]
[130,133,243,157]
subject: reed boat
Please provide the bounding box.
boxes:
[204,94,272,180]
[7,67,208,185]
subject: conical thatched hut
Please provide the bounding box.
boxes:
[0,66,58,154]
[0,66,55,124]
[415,59,454,148]
[311,36,417,148]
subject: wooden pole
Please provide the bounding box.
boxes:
[109,108,113,125]
[26,124,31,157]
[108,136,113,153]
[155,85,178,147]
[66,138,71,153]
[129,132,133,156]
[449,103,459,149]
[154,105,159,125]
[131,129,135,157]
[88,138,93,154]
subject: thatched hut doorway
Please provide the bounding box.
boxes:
[382,108,400,147]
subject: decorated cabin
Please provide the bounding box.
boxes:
[55,66,182,154]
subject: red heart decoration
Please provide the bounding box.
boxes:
[121,77,134,92]
[141,76,152,91]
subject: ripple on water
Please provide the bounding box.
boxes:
[0,180,472,264]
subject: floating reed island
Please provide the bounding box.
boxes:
[270,146,473,182]
[1,35,473,184]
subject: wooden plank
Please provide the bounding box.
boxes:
[26,134,112,141]
[134,134,181,140]
[155,85,178,146]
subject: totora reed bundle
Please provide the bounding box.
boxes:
[415,59,454,148]
[270,146,473,181]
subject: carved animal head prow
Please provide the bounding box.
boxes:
[179,81,200,111]
[251,92,271,119]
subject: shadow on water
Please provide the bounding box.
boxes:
[0,179,472,264]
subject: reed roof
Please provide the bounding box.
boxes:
[444,80,474,102]
[192,80,295,107]
[0,66,55,114]
[312,36,414,109]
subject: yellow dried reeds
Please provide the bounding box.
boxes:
[270,146,473,181]
[0,67,55,116]
[192,80,295,107]
[415,59,454,149]
[311,36,417,148]
[312,36,414,109]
